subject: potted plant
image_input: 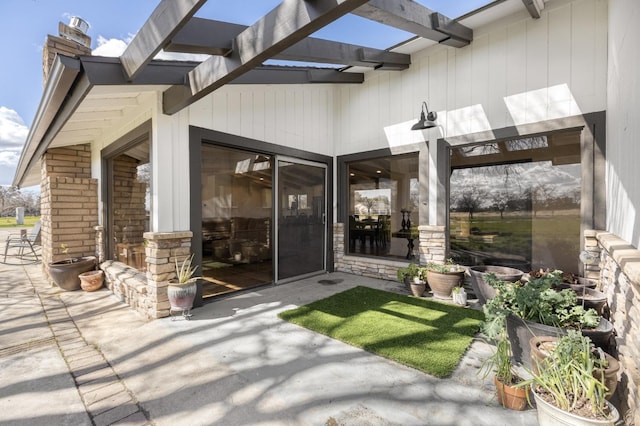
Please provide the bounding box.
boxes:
[48,244,97,291]
[396,263,426,296]
[530,335,620,400]
[424,259,465,299]
[468,264,524,304]
[167,254,200,320]
[482,271,614,368]
[520,331,620,425]
[480,325,529,411]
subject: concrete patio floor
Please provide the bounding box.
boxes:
[0,229,539,425]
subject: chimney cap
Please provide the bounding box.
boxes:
[69,16,89,34]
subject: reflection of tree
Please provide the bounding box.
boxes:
[491,190,510,219]
[454,188,487,220]
[354,191,391,215]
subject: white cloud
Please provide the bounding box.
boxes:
[92,35,130,57]
[92,35,209,62]
[0,106,27,185]
[0,107,28,149]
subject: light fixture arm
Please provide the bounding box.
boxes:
[411,101,438,130]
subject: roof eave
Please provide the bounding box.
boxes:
[13,55,81,188]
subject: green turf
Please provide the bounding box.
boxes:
[0,216,40,228]
[278,286,484,378]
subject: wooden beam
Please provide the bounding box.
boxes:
[166,17,410,69]
[164,0,369,115]
[121,0,207,81]
[352,0,472,46]
[521,0,544,19]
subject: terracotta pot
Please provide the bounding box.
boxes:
[79,270,103,292]
[410,281,426,297]
[494,375,529,411]
[426,270,464,299]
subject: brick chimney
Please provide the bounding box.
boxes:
[43,16,91,85]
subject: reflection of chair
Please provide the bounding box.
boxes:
[377,215,390,247]
[349,215,365,247]
[3,221,41,263]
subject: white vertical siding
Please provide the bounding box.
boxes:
[334,0,608,155]
[607,0,640,248]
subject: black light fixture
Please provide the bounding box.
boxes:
[411,101,438,130]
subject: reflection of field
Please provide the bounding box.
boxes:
[450,210,580,272]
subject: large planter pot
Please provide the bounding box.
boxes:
[426,270,464,299]
[468,265,524,304]
[494,375,529,411]
[505,315,614,368]
[555,285,608,317]
[167,281,197,320]
[532,387,620,426]
[48,256,97,291]
[530,336,620,400]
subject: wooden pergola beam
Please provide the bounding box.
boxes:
[352,0,472,47]
[163,0,369,115]
[121,0,207,80]
[521,0,544,19]
[166,17,410,69]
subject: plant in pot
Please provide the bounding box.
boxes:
[48,243,97,291]
[482,271,613,368]
[424,259,465,299]
[396,263,426,297]
[167,254,200,320]
[480,320,529,411]
[520,330,620,425]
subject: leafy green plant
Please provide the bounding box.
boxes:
[519,330,611,419]
[425,258,465,273]
[480,328,519,386]
[482,270,600,331]
[173,254,200,284]
[396,263,422,282]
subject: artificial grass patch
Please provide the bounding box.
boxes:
[278,286,484,378]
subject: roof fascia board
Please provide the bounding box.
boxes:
[166,17,410,69]
[13,55,82,187]
[164,0,369,115]
[120,0,207,81]
[352,0,472,46]
[18,73,93,188]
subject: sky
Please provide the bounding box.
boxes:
[0,0,492,189]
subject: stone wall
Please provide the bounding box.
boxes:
[333,222,448,281]
[585,230,640,426]
[101,231,193,319]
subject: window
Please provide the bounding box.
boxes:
[104,136,151,271]
[347,153,419,258]
[449,130,581,272]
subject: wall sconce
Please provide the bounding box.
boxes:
[411,101,438,130]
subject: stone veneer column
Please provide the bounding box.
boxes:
[418,225,447,264]
[590,230,640,425]
[583,229,602,284]
[143,231,193,319]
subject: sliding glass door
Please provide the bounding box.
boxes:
[276,158,327,281]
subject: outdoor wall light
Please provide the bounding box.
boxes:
[411,101,438,130]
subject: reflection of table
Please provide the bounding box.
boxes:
[392,230,419,259]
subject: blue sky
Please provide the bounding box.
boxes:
[0,0,490,187]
